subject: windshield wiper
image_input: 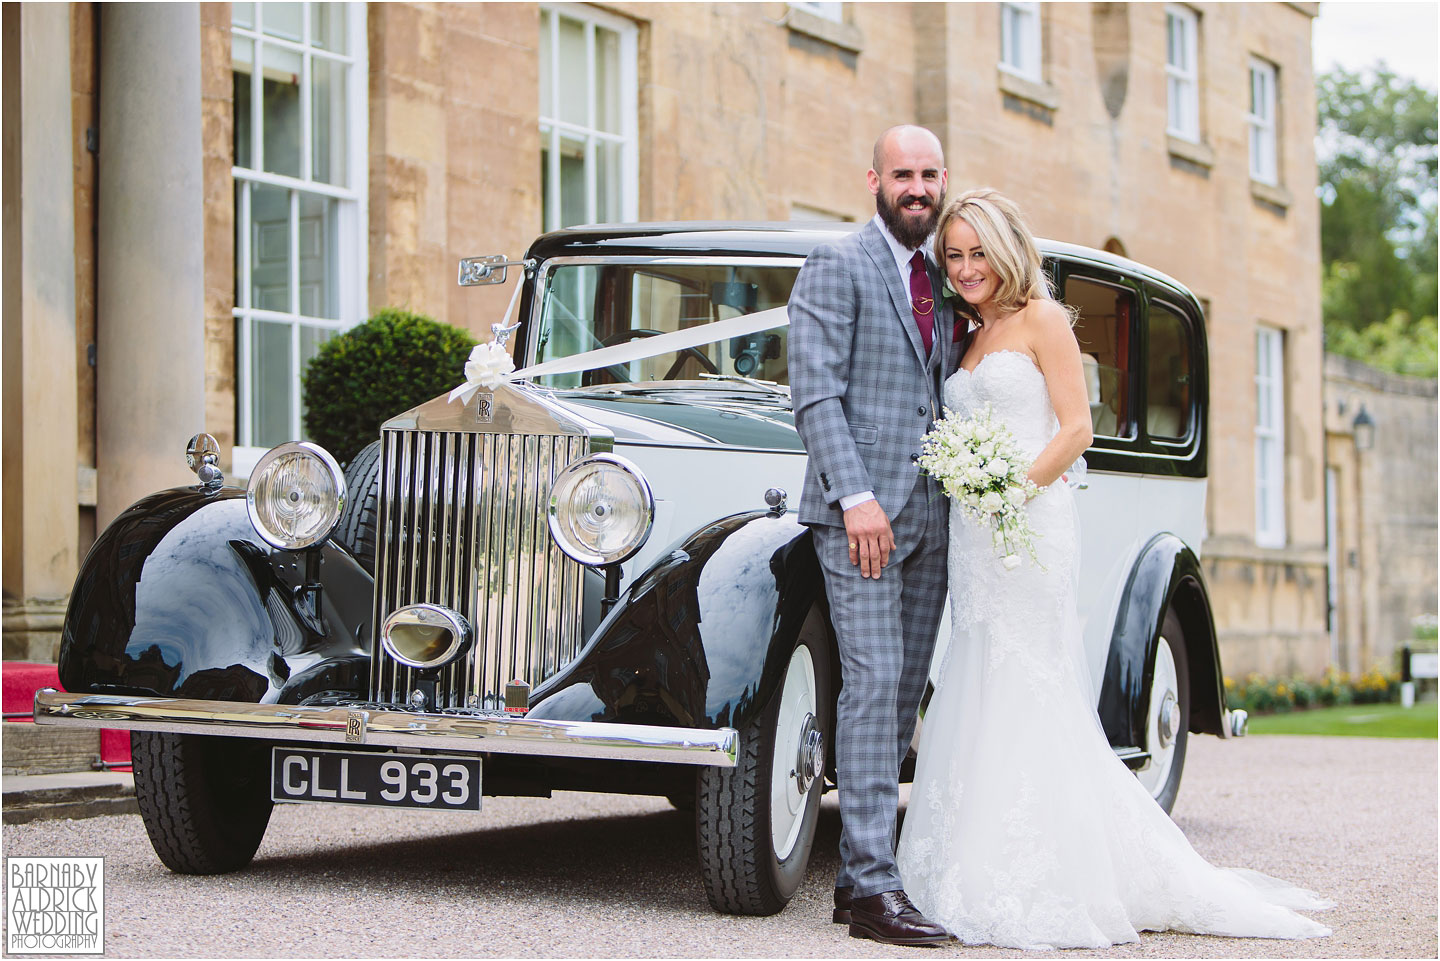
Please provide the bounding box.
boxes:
[695,373,790,397]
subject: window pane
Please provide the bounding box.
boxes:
[539,9,554,119]
[262,44,302,178]
[557,15,588,127]
[233,2,256,30]
[595,27,621,134]
[559,134,586,227]
[252,320,294,448]
[233,41,254,168]
[298,324,334,437]
[250,184,291,312]
[1147,303,1192,439]
[298,193,338,318]
[311,4,348,52]
[263,2,303,42]
[1063,276,1134,438]
[596,140,623,222]
[311,57,347,184]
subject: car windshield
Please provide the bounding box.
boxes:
[530,262,800,390]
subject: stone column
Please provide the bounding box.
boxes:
[95,3,206,527]
[1,4,80,661]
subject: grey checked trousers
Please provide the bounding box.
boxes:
[812,476,948,897]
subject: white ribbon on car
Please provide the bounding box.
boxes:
[511,305,790,381]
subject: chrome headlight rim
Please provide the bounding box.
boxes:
[547,453,655,567]
[245,441,347,551]
[380,604,473,671]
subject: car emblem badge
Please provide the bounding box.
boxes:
[474,391,495,424]
[345,710,368,743]
[504,679,530,714]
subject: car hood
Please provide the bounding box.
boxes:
[559,392,803,451]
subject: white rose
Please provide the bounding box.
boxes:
[979,491,1004,513]
[963,492,981,509]
[977,442,996,459]
[985,458,1010,476]
[1005,486,1027,507]
[1002,554,1022,571]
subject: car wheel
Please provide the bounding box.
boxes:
[335,439,382,573]
[696,629,830,915]
[132,732,274,874]
[1135,608,1190,814]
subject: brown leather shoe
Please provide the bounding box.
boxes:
[848,890,950,946]
[832,886,852,924]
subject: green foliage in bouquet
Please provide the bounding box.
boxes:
[302,307,477,467]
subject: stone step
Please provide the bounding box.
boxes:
[2,772,137,824]
[2,721,102,776]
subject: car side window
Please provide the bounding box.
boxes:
[1062,275,1135,439]
[1147,301,1193,441]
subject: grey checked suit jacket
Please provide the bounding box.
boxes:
[791,220,956,527]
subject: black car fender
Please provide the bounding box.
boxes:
[1096,533,1227,751]
[58,487,372,705]
[526,510,832,732]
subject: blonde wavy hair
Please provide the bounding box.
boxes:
[933,188,1054,322]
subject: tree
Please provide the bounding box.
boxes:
[1316,64,1437,376]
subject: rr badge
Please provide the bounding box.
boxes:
[345,710,368,743]
[474,391,495,424]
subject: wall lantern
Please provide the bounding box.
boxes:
[1351,404,1376,452]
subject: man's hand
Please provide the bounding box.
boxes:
[843,500,895,579]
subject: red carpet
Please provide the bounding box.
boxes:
[2,661,130,768]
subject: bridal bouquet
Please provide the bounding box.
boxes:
[917,403,1042,570]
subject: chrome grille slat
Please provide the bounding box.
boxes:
[371,423,588,710]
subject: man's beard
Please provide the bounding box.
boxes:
[876,189,943,250]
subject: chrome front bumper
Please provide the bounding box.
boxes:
[33,690,738,767]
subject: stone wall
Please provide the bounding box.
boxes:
[1325,353,1438,673]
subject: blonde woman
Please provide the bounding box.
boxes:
[893,188,1332,949]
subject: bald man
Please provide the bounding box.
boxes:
[790,125,957,945]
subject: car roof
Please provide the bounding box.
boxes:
[525,222,1195,299]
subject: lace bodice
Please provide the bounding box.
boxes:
[943,349,1058,461]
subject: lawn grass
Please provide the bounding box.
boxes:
[1245,700,1438,738]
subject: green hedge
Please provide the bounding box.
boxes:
[302,308,477,467]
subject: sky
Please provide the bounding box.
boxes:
[1311,1,1438,90]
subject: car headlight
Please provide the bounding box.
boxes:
[246,442,346,550]
[548,454,654,566]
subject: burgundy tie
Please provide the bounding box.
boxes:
[908,250,934,355]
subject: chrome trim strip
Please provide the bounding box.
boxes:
[34,691,738,767]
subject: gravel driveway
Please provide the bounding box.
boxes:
[2,734,1434,958]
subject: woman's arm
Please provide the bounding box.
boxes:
[1025,300,1094,488]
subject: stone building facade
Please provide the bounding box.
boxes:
[1324,354,1438,674]
[4,2,1329,676]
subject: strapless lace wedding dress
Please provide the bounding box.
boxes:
[894,350,1332,949]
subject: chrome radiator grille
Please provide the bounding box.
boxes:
[370,428,590,709]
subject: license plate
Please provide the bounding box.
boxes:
[270,748,482,811]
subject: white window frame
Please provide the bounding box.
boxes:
[1255,325,1286,547]
[1000,2,1043,83]
[232,2,368,477]
[1248,57,1279,185]
[539,3,638,231]
[1165,4,1200,142]
[790,1,843,22]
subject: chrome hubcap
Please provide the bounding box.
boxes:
[794,712,824,795]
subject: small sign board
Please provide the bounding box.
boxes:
[1409,652,1438,680]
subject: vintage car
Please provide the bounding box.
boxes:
[37,222,1246,916]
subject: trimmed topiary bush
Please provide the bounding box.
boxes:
[302,307,478,467]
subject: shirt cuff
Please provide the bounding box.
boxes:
[839,491,877,512]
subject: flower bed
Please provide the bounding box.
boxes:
[1224,666,1401,715]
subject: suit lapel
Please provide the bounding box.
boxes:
[860,222,929,366]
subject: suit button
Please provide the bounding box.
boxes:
[918,406,927,416]
[910,453,920,463]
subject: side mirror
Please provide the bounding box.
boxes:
[458,255,509,286]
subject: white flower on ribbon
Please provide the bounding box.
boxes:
[448,341,516,405]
